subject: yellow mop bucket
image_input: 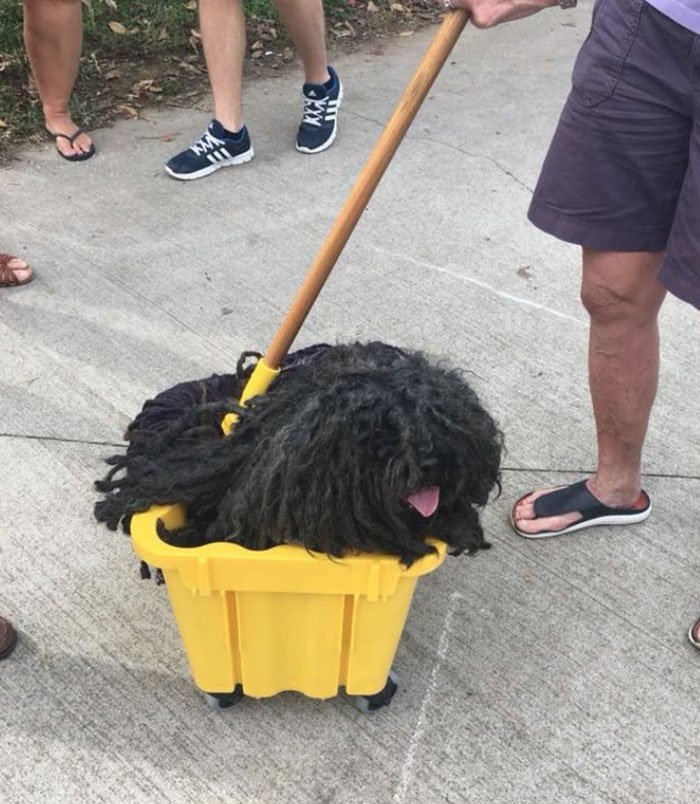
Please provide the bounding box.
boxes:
[129,10,470,710]
[131,504,445,707]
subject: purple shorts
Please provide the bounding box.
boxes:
[528,0,700,309]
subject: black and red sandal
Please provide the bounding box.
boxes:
[511,480,652,539]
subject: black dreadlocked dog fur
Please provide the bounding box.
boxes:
[95,342,503,566]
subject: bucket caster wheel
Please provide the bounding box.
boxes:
[205,684,244,710]
[352,671,398,714]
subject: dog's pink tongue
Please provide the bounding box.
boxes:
[405,486,440,518]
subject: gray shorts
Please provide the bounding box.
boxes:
[528,0,700,309]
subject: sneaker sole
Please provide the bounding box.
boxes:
[296,84,344,155]
[164,147,254,181]
[687,621,700,650]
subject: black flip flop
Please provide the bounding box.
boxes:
[46,128,96,162]
[510,480,652,539]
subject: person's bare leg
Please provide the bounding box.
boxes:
[273,0,329,84]
[514,248,666,534]
[23,0,92,156]
[199,0,246,132]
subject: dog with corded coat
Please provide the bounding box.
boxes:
[95,342,503,566]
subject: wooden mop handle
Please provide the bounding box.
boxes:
[263,9,470,369]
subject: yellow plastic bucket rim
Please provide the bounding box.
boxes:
[131,503,447,583]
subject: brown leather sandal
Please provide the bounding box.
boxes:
[0,615,18,660]
[0,252,33,287]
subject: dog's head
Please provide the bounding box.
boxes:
[209,342,503,564]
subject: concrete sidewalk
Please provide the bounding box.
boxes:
[1,7,699,803]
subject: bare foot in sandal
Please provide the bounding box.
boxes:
[0,253,33,287]
[45,111,95,161]
[511,479,651,538]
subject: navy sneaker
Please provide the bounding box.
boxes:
[165,120,254,181]
[296,66,343,154]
